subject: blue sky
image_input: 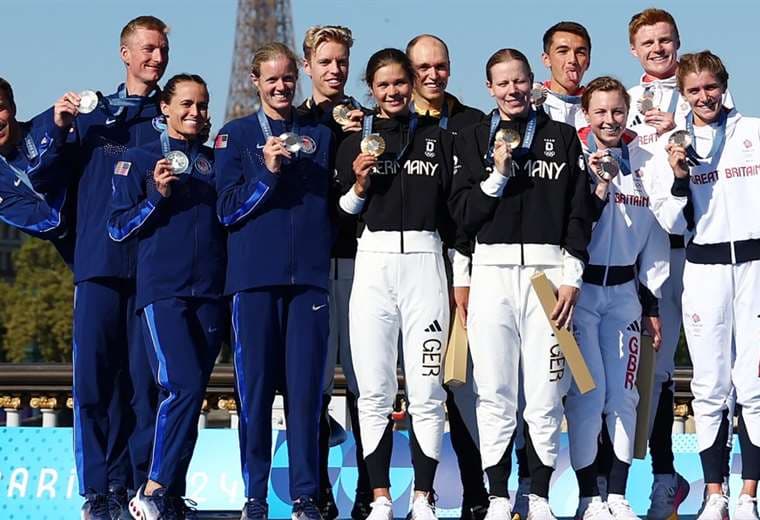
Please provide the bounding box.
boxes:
[5,1,757,133]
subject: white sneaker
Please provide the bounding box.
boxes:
[576,497,614,520]
[734,494,759,520]
[526,495,556,520]
[512,479,531,520]
[367,496,394,520]
[607,494,639,520]
[410,493,437,520]
[484,496,512,520]
[597,477,608,502]
[646,473,690,520]
[696,494,728,520]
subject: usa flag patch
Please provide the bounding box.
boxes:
[114,161,131,176]
[215,134,229,149]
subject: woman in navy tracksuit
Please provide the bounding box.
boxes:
[107,74,225,518]
[214,43,334,520]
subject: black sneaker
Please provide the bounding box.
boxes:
[351,490,373,520]
[319,488,339,520]
[461,502,489,520]
[82,493,112,519]
[172,496,199,519]
[293,495,324,520]
[128,485,177,520]
[241,497,269,520]
[107,485,130,519]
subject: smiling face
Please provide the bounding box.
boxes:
[161,81,209,140]
[487,59,532,120]
[0,88,17,152]
[252,55,298,117]
[541,31,590,94]
[681,70,725,126]
[304,40,349,103]
[370,62,413,118]
[585,89,628,148]
[630,21,679,79]
[408,37,450,106]
[120,27,169,91]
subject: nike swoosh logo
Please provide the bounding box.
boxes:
[312,304,327,311]
[14,178,22,187]
[208,327,218,333]
[105,118,117,125]
[256,144,265,149]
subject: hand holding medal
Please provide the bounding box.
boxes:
[54,90,99,128]
[493,128,520,176]
[153,158,180,198]
[333,102,364,133]
[666,130,692,178]
[263,135,293,173]
[353,133,385,197]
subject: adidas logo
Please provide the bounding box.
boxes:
[424,320,442,333]
[626,320,641,333]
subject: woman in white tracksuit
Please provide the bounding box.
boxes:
[653,51,760,520]
[335,48,461,520]
[563,76,669,520]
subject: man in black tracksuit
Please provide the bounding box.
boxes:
[406,34,488,520]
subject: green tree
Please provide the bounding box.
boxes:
[1,238,73,362]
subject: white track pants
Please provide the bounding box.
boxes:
[565,281,642,469]
[323,258,358,396]
[350,251,449,461]
[468,264,570,469]
[682,259,760,451]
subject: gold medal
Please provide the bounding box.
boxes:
[495,128,521,149]
[360,133,386,157]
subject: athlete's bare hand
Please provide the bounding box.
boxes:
[54,91,80,128]
[263,136,292,174]
[341,109,364,133]
[665,142,689,179]
[153,159,178,198]
[493,140,513,177]
[551,285,579,330]
[644,109,676,136]
[352,153,376,196]
[643,316,663,351]
[453,286,470,328]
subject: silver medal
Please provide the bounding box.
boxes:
[598,153,619,181]
[78,90,99,114]
[279,132,302,153]
[165,150,190,175]
[531,83,547,106]
[668,130,692,148]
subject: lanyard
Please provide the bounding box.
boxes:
[485,108,537,165]
[103,84,155,119]
[362,112,418,162]
[685,109,727,164]
[257,107,300,159]
[586,132,632,176]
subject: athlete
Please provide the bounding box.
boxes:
[107,73,224,519]
[336,48,459,520]
[297,24,372,520]
[215,42,334,520]
[564,76,669,520]
[0,77,73,266]
[537,22,592,130]
[449,48,594,520]
[626,10,734,515]
[406,33,489,520]
[29,16,169,519]
[653,51,759,520]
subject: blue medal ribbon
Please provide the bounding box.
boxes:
[485,108,537,166]
[586,132,632,176]
[362,112,418,163]
[257,107,300,160]
[685,109,727,165]
[101,84,157,120]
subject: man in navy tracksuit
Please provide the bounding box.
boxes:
[0,78,73,266]
[29,16,169,519]
[215,42,334,520]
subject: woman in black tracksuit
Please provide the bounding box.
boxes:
[448,48,595,520]
[335,48,461,520]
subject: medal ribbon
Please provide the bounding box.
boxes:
[586,132,631,176]
[685,109,727,164]
[363,112,418,163]
[486,108,537,166]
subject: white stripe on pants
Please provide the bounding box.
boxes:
[683,259,760,451]
[350,250,449,460]
[468,264,570,469]
[565,281,642,469]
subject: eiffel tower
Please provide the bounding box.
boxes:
[225,0,298,122]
